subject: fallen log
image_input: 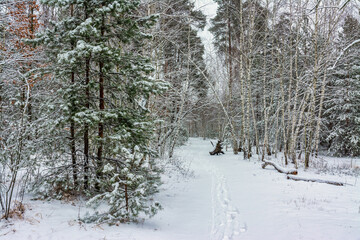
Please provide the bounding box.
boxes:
[261,160,298,175]
[286,175,345,186]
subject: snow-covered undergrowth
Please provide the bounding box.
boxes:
[1,138,360,240]
[310,156,360,176]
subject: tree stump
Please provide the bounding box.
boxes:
[210,140,225,155]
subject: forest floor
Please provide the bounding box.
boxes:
[1,138,360,240]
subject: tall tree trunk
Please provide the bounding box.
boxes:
[262,38,268,161]
[96,14,105,191]
[227,1,237,155]
[83,2,90,190]
[96,60,104,191]
[289,13,301,164]
[70,70,78,187]
[294,92,310,169]
[246,3,259,158]
[27,1,35,122]
[237,0,248,158]
[84,56,90,190]
[280,53,288,165]
[285,0,294,164]
[70,4,77,188]
[305,3,319,168]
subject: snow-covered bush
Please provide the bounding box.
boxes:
[84,146,162,223]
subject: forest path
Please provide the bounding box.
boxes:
[181,138,244,240]
[170,138,360,240]
[209,160,242,240]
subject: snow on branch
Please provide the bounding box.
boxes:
[287,175,346,186]
[329,39,360,70]
[261,160,298,175]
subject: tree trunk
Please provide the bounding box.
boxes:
[289,22,301,164]
[305,3,320,169]
[227,2,238,155]
[279,53,288,165]
[70,4,77,188]
[96,14,105,191]
[293,93,310,169]
[285,0,294,164]
[313,69,328,158]
[83,56,90,190]
[96,60,104,191]
[262,31,268,161]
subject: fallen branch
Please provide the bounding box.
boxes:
[261,160,298,175]
[287,175,345,186]
[0,229,16,237]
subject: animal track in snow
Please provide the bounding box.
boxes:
[209,165,243,240]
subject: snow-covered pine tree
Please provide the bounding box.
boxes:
[31,0,91,198]
[82,0,165,222]
[35,0,166,222]
[324,14,360,157]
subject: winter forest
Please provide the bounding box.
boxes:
[1,0,360,239]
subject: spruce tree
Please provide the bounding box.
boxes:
[324,15,360,156]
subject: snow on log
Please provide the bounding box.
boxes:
[261,160,298,175]
[286,175,345,186]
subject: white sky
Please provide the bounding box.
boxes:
[193,0,218,19]
[192,0,227,92]
[192,0,218,60]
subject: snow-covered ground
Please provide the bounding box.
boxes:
[1,138,360,240]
